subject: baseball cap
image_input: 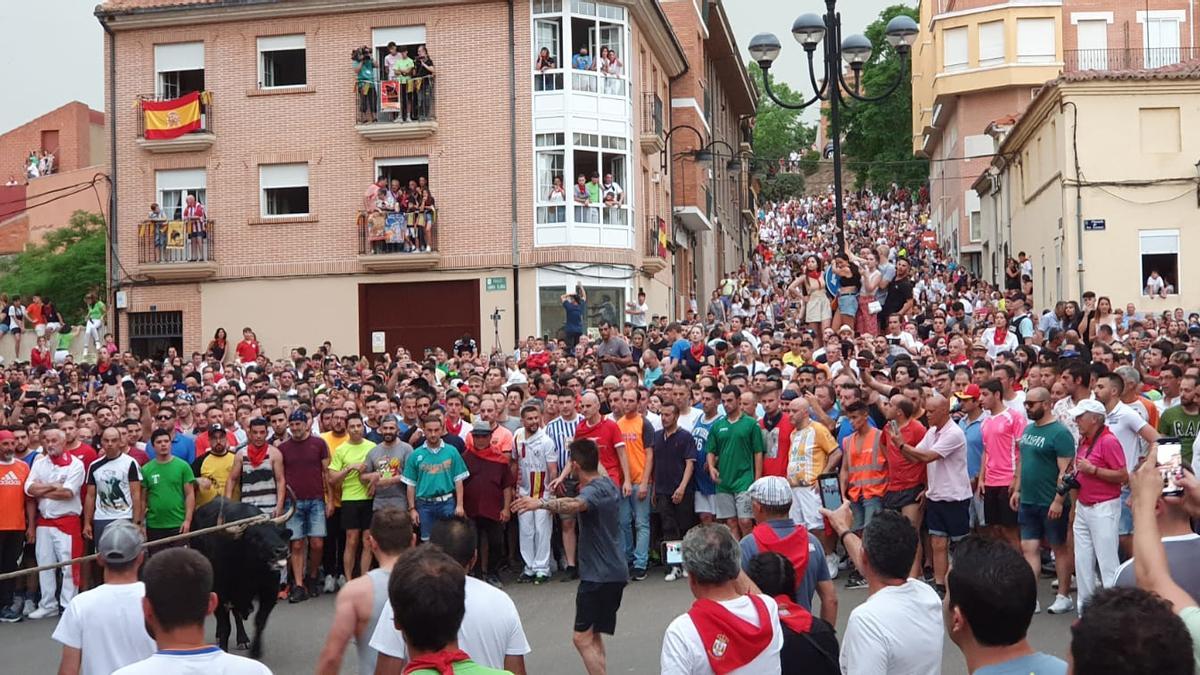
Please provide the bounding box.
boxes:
[209,422,226,433]
[748,476,792,508]
[1070,399,1105,418]
[954,384,981,400]
[602,375,620,389]
[471,420,493,435]
[780,390,800,402]
[98,520,144,565]
[0,430,14,442]
[289,409,309,422]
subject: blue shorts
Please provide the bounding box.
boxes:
[1119,484,1133,536]
[837,293,858,317]
[850,496,882,531]
[925,498,970,540]
[1018,502,1069,546]
[286,498,327,541]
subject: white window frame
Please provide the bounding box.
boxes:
[978,21,1005,67]
[1016,18,1056,64]
[943,26,968,72]
[259,163,310,218]
[155,168,207,221]
[1139,229,1180,295]
[257,34,307,89]
[154,42,205,98]
[372,26,427,49]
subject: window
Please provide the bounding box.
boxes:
[155,168,207,220]
[154,42,205,98]
[1142,12,1183,67]
[573,133,599,147]
[567,12,627,96]
[978,21,1005,66]
[128,311,183,361]
[943,26,968,72]
[970,211,982,242]
[538,283,626,337]
[536,133,565,147]
[532,0,562,13]
[1075,19,1108,69]
[534,18,564,91]
[1017,18,1055,64]
[259,163,309,217]
[258,35,306,88]
[537,150,565,202]
[1140,230,1179,295]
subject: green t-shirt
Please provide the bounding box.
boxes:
[705,413,764,494]
[586,182,601,203]
[393,56,415,82]
[402,443,469,500]
[330,439,376,502]
[1180,606,1200,673]
[56,332,72,351]
[141,456,196,529]
[88,301,105,322]
[1017,420,1075,507]
[1159,405,1200,465]
[410,659,511,675]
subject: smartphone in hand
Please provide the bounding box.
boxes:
[817,473,843,511]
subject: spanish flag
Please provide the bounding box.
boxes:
[142,92,202,140]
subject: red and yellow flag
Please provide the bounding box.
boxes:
[142,92,202,140]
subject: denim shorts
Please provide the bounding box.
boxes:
[850,496,882,531]
[286,498,327,541]
[837,293,859,317]
[1018,502,1069,546]
[1118,484,1133,536]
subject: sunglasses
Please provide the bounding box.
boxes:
[156,415,174,421]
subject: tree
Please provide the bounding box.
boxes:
[838,4,929,192]
[748,62,818,201]
[0,210,106,325]
[758,173,807,203]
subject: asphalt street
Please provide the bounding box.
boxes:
[4,569,1075,674]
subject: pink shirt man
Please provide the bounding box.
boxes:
[981,407,1027,488]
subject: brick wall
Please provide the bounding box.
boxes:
[0,101,103,179]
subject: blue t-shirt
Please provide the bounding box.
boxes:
[738,519,831,610]
[975,653,1067,675]
[959,414,986,480]
[691,415,721,496]
[563,300,585,334]
[668,338,691,362]
[572,54,593,70]
[171,434,196,464]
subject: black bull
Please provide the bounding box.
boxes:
[190,497,293,658]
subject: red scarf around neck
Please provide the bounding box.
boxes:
[469,438,509,465]
[774,594,814,633]
[246,443,270,468]
[687,595,773,674]
[48,451,73,467]
[751,522,810,589]
[402,648,471,675]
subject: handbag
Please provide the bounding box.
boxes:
[868,300,883,315]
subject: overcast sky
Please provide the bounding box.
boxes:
[0,0,901,134]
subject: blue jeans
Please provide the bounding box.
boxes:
[416,498,456,541]
[621,492,652,570]
[286,498,327,540]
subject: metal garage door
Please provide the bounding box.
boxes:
[358,280,480,357]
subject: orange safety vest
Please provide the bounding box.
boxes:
[845,427,888,501]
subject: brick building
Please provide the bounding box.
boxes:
[98,0,688,358]
[0,101,105,181]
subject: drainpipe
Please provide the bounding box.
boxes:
[101,17,120,347]
[508,0,519,350]
[1062,100,1084,297]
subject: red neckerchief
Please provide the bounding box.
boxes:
[690,342,706,361]
[246,443,270,468]
[445,417,463,436]
[775,594,814,633]
[402,648,471,675]
[687,595,773,674]
[48,451,72,467]
[752,522,810,589]
[469,438,509,465]
[993,327,1007,346]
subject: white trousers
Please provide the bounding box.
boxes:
[518,509,552,576]
[1073,497,1121,616]
[85,318,103,347]
[789,486,824,531]
[35,526,76,611]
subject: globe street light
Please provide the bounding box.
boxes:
[749,4,917,251]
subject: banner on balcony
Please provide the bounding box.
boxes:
[165,221,186,251]
[385,213,407,243]
[380,81,403,110]
[142,92,202,140]
[656,217,668,258]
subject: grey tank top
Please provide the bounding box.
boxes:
[357,567,391,675]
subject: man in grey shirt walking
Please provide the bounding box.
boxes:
[594,320,632,378]
[362,416,414,511]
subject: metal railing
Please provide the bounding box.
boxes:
[358,209,438,254]
[645,215,666,258]
[354,76,436,124]
[137,91,212,138]
[137,219,215,264]
[642,92,663,137]
[572,204,628,225]
[1064,47,1198,72]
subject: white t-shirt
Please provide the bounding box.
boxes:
[1147,274,1165,294]
[677,407,703,433]
[660,595,783,675]
[52,582,156,675]
[1106,401,1152,471]
[86,453,141,521]
[840,579,943,675]
[112,646,271,675]
[513,428,557,497]
[370,575,531,668]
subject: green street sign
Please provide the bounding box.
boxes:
[485,277,507,292]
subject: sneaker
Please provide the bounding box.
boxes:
[517,574,535,584]
[485,574,504,589]
[305,577,321,598]
[631,568,647,581]
[838,556,852,571]
[1051,576,1077,591]
[664,566,683,582]
[323,575,336,594]
[845,571,868,589]
[533,575,549,585]
[825,553,840,579]
[26,606,59,620]
[1047,594,1075,615]
[934,584,947,600]
[1034,599,1041,614]
[560,566,578,582]
[0,607,22,623]
[288,585,307,604]
[922,567,935,584]
[336,574,347,590]
[22,599,36,617]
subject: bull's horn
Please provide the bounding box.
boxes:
[271,486,298,525]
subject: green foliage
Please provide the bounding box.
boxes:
[838,4,929,191]
[759,173,807,203]
[748,62,818,165]
[0,210,106,324]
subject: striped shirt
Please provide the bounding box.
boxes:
[545,415,582,468]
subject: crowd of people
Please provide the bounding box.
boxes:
[353,42,435,125]
[362,175,437,253]
[5,182,1200,674]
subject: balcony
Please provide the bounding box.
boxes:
[354,77,438,141]
[639,92,664,155]
[136,92,215,153]
[1064,47,1199,73]
[643,215,668,275]
[356,210,441,272]
[136,219,218,280]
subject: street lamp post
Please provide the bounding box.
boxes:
[748,3,918,251]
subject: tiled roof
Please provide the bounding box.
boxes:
[1059,58,1200,82]
[99,0,231,12]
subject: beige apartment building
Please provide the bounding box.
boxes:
[911,0,1198,280]
[972,65,1200,312]
[97,0,690,358]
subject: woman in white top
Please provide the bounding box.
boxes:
[981,311,1019,359]
[734,341,769,376]
[547,175,566,202]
